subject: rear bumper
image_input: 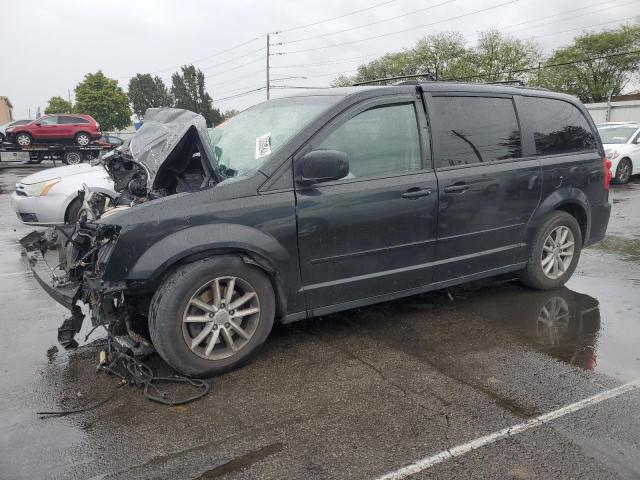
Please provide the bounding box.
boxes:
[585,201,611,246]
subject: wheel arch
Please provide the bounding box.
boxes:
[527,188,591,245]
[13,131,32,141]
[123,224,291,321]
[62,188,115,223]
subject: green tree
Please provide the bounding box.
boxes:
[331,30,541,86]
[127,73,172,118]
[412,32,473,80]
[74,71,131,130]
[223,109,239,120]
[171,65,223,127]
[44,96,73,114]
[466,29,542,83]
[537,24,640,102]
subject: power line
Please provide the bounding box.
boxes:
[209,68,265,89]
[116,35,265,80]
[202,57,265,80]
[212,87,266,103]
[507,0,639,35]
[276,0,520,55]
[214,83,266,97]
[275,0,398,34]
[271,85,333,90]
[501,0,629,30]
[271,52,391,69]
[355,49,640,85]
[280,0,455,45]
[200,48,266,73]
[280,9,634,85]
[533,16,636,39]
[445,49,640,81]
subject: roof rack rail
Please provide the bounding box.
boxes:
[352,75,551,91]
[353,73,435,86]
[485,80,526,86]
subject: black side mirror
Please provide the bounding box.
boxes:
[297,150,349,185]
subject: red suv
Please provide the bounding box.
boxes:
[6,114,101,147]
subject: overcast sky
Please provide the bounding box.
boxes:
[1,0,637,121]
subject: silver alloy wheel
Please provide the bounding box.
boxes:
[65,152,81,164]
[76,133,90,146]
[536,296,570,345]
[16,134,31,146]
[182,276,261,360]
[617,160,631,183]
[541,225,575,279]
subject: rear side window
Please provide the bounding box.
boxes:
[431,96,521,168]
[59,116,89,124]
[519,97,596,156]
[315,103,422,179]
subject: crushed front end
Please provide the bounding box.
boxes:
[20,211,152,353]
[20,107,216,356]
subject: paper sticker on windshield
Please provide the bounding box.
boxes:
[255,133,272,159]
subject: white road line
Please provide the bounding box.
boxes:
[376,379,640,480]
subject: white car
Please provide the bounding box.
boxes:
[597,122,640,184]
[11,163,116,225]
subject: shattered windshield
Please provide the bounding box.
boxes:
[208,96,340,178]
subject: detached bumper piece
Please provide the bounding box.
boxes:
[21,230,79,310]
[21,230,84,349]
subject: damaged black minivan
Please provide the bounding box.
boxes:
[23,83,612,377]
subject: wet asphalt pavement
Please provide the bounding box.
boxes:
[0,164,639,480]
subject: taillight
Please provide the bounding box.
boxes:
[603,156,612,190]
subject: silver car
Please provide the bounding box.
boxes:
[11,163,116,225]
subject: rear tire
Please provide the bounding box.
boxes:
[62,151,82,165]
[15,132,32,146]
[75,132,91,146]
[519,211,582,290]
[149,256,276,377]
[613,158,632,185]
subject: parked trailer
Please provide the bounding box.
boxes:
[0,143,105,166]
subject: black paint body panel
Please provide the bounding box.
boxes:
[93,82,611,322]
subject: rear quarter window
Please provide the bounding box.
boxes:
[519,97,596,156]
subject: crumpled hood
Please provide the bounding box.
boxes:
[113,107,215,190]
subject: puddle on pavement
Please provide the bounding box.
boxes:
[588,235,640,264]
[193,443,283,479]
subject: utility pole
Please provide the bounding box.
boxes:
[266,33,270,100]
[68,89,72,106]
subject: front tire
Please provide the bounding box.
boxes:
[149,256,275,377]
[519,211,582,290]
[15,132,32,146]
[613,158,632,185]
[65,197,83,224]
